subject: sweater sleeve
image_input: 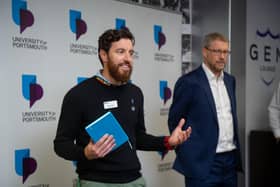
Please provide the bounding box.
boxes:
[53,90,87,161]
[134,89,166,152]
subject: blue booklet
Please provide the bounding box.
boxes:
[85,112,130,151]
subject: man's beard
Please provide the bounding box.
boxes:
[108,62,132,83]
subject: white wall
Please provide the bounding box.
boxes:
[0,0,182,186]
[245,0,280,186]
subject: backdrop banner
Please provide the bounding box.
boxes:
[0,0,182,186]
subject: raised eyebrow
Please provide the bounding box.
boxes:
[115,48,125,52]
[115,48,134,52]
[215,49,229,52]
[220,49,230,53]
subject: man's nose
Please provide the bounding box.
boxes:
[124,52,133,62]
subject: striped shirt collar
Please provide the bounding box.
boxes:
[95,70,131,86]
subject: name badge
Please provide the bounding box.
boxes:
[103,100,118,109]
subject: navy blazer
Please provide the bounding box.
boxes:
[168,66,242,179]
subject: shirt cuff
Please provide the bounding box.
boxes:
[164,136,175,150]
[160,136,175,160]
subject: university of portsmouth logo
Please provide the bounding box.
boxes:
[15,149,37,184]
[159,80,172,105]
[69,9,87,40]
[11,1,48,51]
[154,25,166,50]
[12,0,34,33]
[22,74,43,108]
[69,11,96,55]
[249,28,280,86]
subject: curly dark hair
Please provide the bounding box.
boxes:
[98,28,135,66]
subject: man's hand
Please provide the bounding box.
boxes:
[169,118,192,147]
[84,134,115,160]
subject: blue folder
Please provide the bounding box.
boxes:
[85,112,130,151]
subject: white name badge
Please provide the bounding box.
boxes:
[103,100,118,109]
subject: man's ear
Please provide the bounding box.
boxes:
[99,49,108,64]
[202,47,208,59]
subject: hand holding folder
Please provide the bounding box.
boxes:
[85,112,131,152]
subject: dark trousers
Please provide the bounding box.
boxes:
[185,150,237,187]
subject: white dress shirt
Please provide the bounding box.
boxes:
[202,63,236,153]
[268,81,280,138]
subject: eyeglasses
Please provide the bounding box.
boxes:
[205,47,231,56]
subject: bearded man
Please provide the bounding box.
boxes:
[54,28,191,187]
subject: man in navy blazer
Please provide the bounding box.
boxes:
[168,32,242,187]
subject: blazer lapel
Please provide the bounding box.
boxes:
[223,75,235,112]
[197,67,218,122]
[223,75,238,127]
